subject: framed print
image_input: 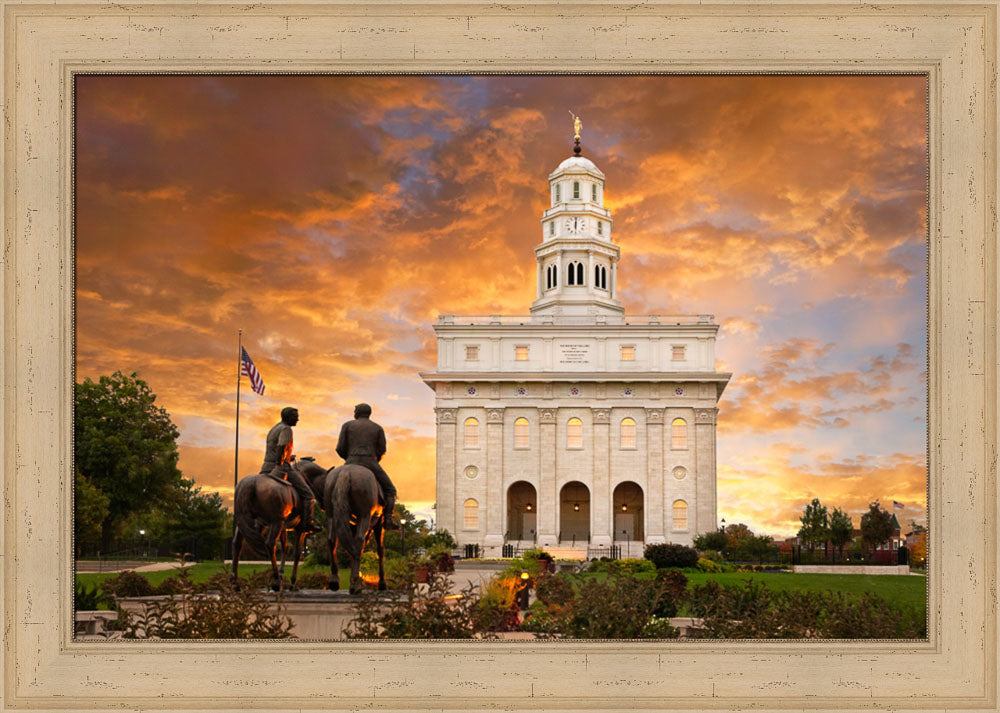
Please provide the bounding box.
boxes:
[3,1,998,711]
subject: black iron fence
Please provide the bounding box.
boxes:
[586,544,622,560]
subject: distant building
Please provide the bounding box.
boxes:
[421,135,731,557]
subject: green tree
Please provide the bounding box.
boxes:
[745,534,775,564]
[860,501,894,554]
[828,507,854,556]
[423,528,457,551]
[75,371,182,551]
[724,523,754,558]
[74,468,110,554]
[797,498,829,552]
[693,529,729,554]
[166,478,230,560]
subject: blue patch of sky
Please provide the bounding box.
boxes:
[193,76,239,104]
[302,225,348,260]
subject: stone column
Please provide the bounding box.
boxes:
[694,408,718,539]
[537,408,558,547]
[591,408,612,547]
[645,408,666,544]
[483,408,505,552]
[435,408,458,539]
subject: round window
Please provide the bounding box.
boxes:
[673,466,687,480]
[464,465,479,479]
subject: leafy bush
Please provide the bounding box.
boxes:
[651,569,689,618]
[699,549,724,563]
[423,529,457,551]
[588,558,656,576]
[687,579,925,638]
[693,530,730,553]
[75,581,107,611]
[696,557,723,573]
[360,551,380,575]
[116,574,294,639]
[644,543,699,569]
[101,570,155,599]
[500,549,555,579]
[473,577,520,633]
[523,571,680,639]
[344,568,483,639]
[293,571,332,589]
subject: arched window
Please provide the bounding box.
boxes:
[514,417,530,449]
[567,417,583,449]
[464,417,480,449]
[573,181,580,199]
[576,262,584,285]
[552,264,557,287]
[464,499,479,529]
[592,183,598,201]
[620,418,636,449]
[595,264,601,287]
[546,265,552,289]
[672,500,688,531]
[567,263,575,285]
[601,266,607,289]
[671,418,687,450]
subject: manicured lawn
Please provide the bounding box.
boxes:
[679,571,926,614]
[585,568,926,618]
[76,561,352,603]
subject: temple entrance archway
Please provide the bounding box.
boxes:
[613,481,644,541]
[559,481,590,544]
[506,481,537,541]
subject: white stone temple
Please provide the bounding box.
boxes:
[420,129,731,558]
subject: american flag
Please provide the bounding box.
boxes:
[893,500,904,511]
[241,347,265,395]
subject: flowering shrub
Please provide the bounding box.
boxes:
[696,558,723,573]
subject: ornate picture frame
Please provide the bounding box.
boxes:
[2,2,996,710]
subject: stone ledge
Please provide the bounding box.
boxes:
[792,564,911,575]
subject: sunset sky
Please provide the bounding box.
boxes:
[74,75,927,538]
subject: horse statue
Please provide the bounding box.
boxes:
[324,463,387,594]
[231,458,330,591]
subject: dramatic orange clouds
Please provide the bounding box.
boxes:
[75,75,927,536]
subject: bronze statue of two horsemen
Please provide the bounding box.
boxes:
[232,403,398,595]
[231,458,387,594]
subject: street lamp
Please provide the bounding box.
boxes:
[138,529,147,558]
[516,569,531,610]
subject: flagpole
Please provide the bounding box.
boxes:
[234,329,242,536]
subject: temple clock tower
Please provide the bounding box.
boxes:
[421,120,730,558]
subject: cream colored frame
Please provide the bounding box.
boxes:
[2,2,996,711]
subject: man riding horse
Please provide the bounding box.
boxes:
[260,406,321,533]
[336,403,399,530]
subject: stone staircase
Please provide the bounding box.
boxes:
[544,545,589,561]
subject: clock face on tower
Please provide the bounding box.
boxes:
[564,216,587,234]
